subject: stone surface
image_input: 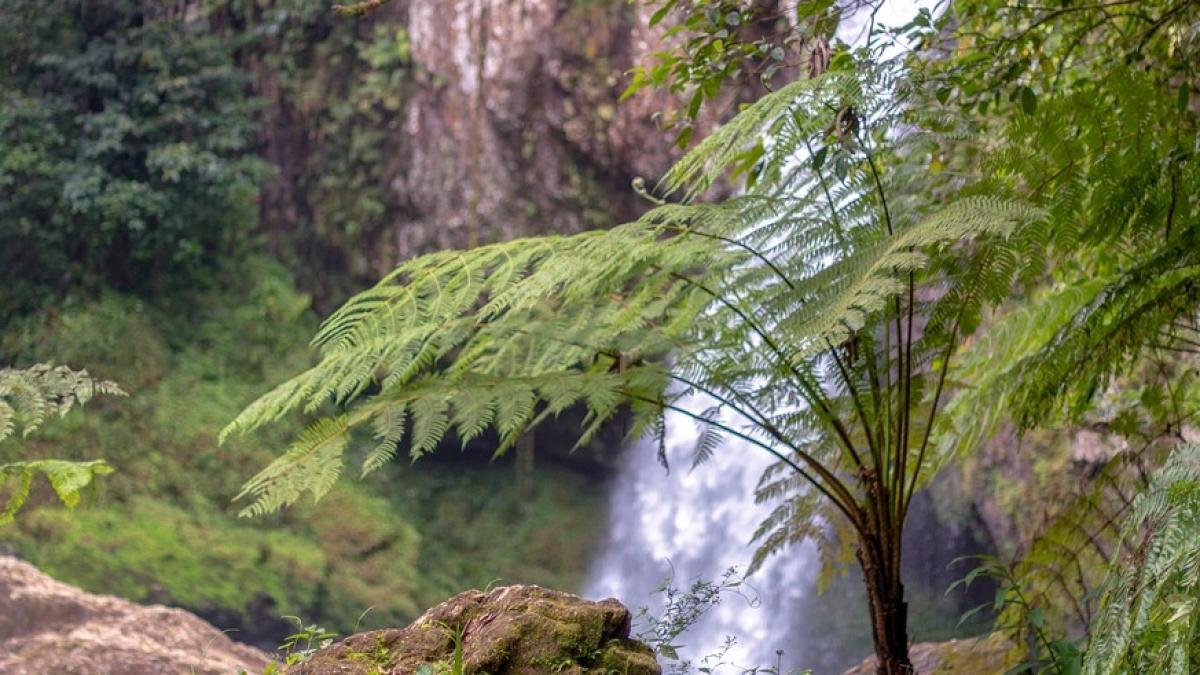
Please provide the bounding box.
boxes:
[246,0,789,306]
[841,633,1019,675]
[288,584,659,675]
[0,555,271,675]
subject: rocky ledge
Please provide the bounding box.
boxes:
[288,585,659,675]
[0,555,270,674]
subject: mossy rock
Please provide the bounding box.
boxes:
[842,633,1020,674]
[289,585,659,675]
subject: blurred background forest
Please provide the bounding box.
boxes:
[0,0,666,649]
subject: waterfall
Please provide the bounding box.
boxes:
[584,393,858,673]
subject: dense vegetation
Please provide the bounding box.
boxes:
[3,0,1199,673]
[0,0,606,648]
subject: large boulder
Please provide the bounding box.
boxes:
[289,585,659,675]
[0,556,271,675]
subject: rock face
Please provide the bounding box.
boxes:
[0,556,271,675]
[841,633,1018,675]
[239,0,780,308]
[289,585,659,675]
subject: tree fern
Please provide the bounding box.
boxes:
[228,60,1041,514]
[229,51,1049,670]
[0,364,123,525]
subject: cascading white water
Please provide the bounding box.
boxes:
[584,393,830,672]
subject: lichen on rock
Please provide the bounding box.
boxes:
[289,585,660,675]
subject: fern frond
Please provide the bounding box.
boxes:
[1084,442,1200,674]
[0,364,122,525]
[227,57,1045,563]
[0,364,125,442]
[0,459,113,526]
[234,415,351,517]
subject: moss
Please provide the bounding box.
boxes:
[926,633,1021,672]
[345,633,393,673]
[593,640,658,675]
[5,486,427,629]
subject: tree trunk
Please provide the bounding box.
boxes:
[858,534,913,675]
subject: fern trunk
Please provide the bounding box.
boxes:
[858,531,911,675]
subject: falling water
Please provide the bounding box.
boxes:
[583,393,866,673]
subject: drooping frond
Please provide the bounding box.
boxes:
[1010,254,1200,429]
[1084,442,1200,675]
[949,63,1200,433]
[930,279,1111,473]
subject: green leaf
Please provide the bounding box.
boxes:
[1020,86,1037,115]
[649,1,676,28]
[686,89,703,120]
[811,145,828,171]
[673,125,693,149]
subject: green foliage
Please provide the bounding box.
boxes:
[0,364,123,444]
[915,0,1198,123]
[1085,442,1200,674]
[623,0,846,146]
[918,6,1200,669]
[920,0,1200,437]
[949,453,1152,673]
[1,258,604,640]
[0,459,113,527]
[952,555,1083,675]
[228,35,1053,668]
[980,76,1199,429]
[228,58,1044,529]
[219,0,413,303]
[12,498,324,611]
[0,0,269,315]
[0,261,420,631]
[0,364,123,525]
[277,618,339,666]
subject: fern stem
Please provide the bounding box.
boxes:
[621,390,863,528]
[903,291,963,518]
[803,137,885,470]
[666,221,796,291]
[661,268,866,470]
[825,343,874,473]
